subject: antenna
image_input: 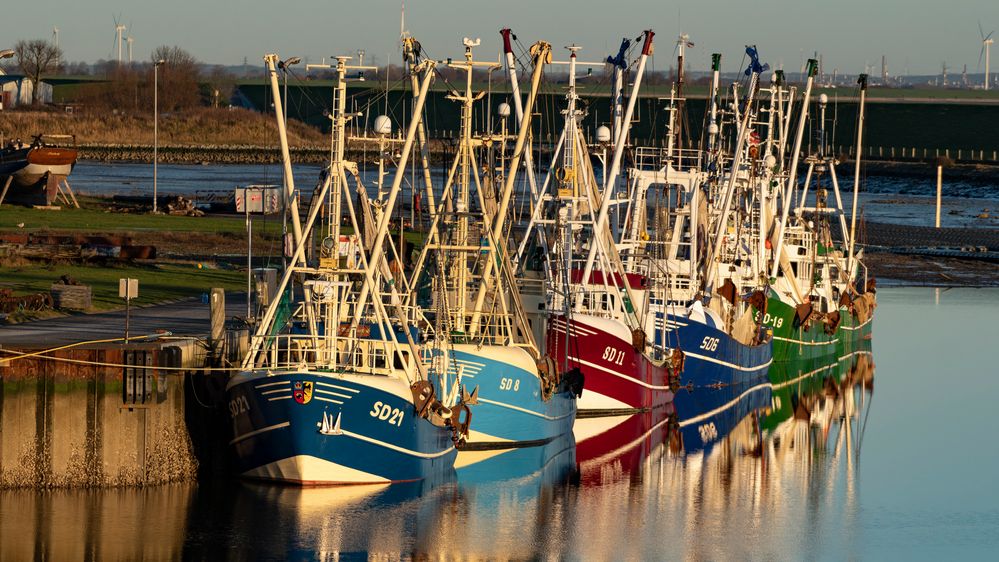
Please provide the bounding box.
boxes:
[400,0,406,39]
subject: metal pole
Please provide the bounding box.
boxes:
[153,62,159,213]
[467,40,550,335]
[579,30,655,288]
[125,286,130,341]
[847,74,868,280]
[704,70,760,287]
[263,54,305,251]
[247,205,252,322]
[282,66,289,270]
[771,59,818,280]
[935,165,942,228]
[500,29,541,204]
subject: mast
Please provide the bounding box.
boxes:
[500,28,541,203]
[578,30,654,305]
[708,53,721,151]
[846,74,868,286]
[703,53,762,289]
[770,58,818,281]
[264,54,305,253]
[467,40,550,338]
[606,38,630,145]
[349,61,437,330]
[402,36,439,217]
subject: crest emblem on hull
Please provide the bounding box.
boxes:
[294,381,314,404]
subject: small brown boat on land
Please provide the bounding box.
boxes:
[0,134,78,206]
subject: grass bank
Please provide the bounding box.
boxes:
[0,107,326,147]
[2,262,246,311]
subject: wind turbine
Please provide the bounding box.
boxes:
[127,36,134,63]
[113,15,126,64]
[980,22,995,91]
[52,26,59,68]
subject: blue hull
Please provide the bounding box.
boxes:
[227,371,457,484]
[656,313,773,389]
[434,345,577,447]
[673,380,773,454]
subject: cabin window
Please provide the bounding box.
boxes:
[372,348,387,369]
[394,350,410,371]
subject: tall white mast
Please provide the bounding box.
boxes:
[577,30,654,327]
[500,28,541,203]
[770,58,818,281]
[846,74,868,285]
[606,38,629,145]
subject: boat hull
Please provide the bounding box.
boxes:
[763,293,875,363]
[436,344,576,447]
[762,297,841,362]
[226,371,457,485]
[547,314,674,414]
[655,312,772,388]
[1,146,77,205]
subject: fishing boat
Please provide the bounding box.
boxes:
[405,35,579,448]
[616,47,777,393]
[0,134,78,206]
[516,30,681,415]
[227,53,470,485]
[761,64,877,362]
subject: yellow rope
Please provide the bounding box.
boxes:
[0,333,161,363]
[0,348,234,373]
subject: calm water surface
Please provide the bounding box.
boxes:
[67,161,999,229]
[1,287,997,560]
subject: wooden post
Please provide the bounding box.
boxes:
[935,165,942,228]
[210,288,226,361]
[0,176,12,206]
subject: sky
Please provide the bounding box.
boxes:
[2,0,998,76]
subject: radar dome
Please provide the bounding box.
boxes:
[596,125,612,143]
[373,115,392,135]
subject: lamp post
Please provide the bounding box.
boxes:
[277,56,300,269]
[153,59,165,213]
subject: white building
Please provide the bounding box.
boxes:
[0,71,52,109]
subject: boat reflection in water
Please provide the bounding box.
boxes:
[2,351,873,560]
[562,348,874,560]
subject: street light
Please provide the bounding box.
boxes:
[277,56,300,269]
[0,49,14,59]
[153,59,165,213]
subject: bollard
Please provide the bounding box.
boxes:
[210,288,226,360]
[935,165,942,229]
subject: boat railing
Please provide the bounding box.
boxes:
[633,146,705,172]
[259,332,413,375]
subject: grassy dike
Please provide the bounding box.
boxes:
[0,107,326,147]
[0,204,268,316]
[1,202,427,318]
